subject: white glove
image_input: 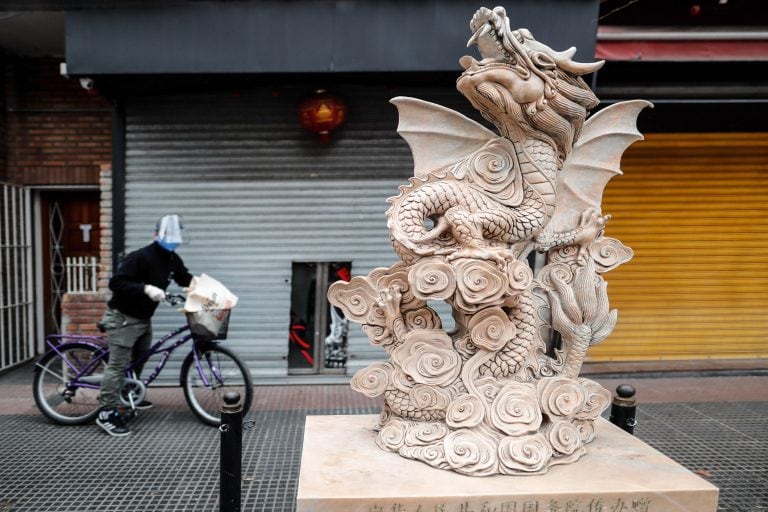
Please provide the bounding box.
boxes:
[144,284,166,302]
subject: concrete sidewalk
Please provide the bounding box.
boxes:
[1,362,766,511]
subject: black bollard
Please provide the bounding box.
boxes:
[220,391,242,512]
[609,384,637,435]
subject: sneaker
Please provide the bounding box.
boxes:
[96,408,131,437]
[135,400,153,410]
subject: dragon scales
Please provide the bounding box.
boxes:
[328,6,650,476]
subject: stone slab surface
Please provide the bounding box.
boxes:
[297,415,719,512]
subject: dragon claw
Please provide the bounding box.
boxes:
[377,286,403,322]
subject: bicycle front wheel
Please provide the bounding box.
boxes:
[33,342,108,425]
[181,342,253,426]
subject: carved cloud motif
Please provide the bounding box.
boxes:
[498,434,553,474]
[408,259,457,301]
[490,382,542,436]
[350,362,392,398]
[445,393,486,428]
[461,138,524,207]
[453,259,508,311]
[468,306,516,352]
[392,330,462,386]
[538,377,587,419]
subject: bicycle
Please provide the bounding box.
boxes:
[33,293,253,427]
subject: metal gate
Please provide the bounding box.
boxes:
[0,182,34,371]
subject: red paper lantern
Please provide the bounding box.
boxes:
[298,90,347,143]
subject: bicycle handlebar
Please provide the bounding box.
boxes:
[165,293,186,307]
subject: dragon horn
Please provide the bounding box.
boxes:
[511,29,606,76]
[528,40,605,75]
[555,54,605,75]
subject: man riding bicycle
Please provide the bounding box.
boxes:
[97,214,194,437]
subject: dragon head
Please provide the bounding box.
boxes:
[456,6,603,167]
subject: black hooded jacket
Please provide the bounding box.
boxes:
[108,242,193,319]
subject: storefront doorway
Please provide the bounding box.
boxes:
[39,190,100,334]
[288,261,351,375]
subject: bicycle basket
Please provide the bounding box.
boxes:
[186,309,230,341]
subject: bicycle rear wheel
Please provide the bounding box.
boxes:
[181,342,253,426]
[33,342,108,425]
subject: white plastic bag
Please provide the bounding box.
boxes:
[183,274,238,339]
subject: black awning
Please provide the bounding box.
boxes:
[65,0,600,75]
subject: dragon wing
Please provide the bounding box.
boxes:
[390,96,496,178]
[548,100,653,233]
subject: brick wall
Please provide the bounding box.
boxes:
[4,57,111,186]
[98,163,113,291]
[60,293,108,336]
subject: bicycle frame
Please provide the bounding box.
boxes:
[41,324,222,391]
[40,335,108,391]
[125,324,193,385]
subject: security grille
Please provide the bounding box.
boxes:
[65,256,99,293]
[0,182,34,371]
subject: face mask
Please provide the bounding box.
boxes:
[157,239,180,252]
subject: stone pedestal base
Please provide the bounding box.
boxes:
[297,415,718,512]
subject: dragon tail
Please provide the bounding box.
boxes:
[386,173,467,256]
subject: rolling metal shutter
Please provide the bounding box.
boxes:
[124,85,470,380]
[589,133,768,362]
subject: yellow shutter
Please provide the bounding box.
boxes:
[587,133,768,361]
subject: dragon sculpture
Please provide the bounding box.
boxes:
[328,6,650,476]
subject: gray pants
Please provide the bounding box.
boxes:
[98,308,152,409]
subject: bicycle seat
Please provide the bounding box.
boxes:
[97,321,106,333]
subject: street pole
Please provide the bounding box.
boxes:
[220,391,242,512]
[609,384,637,435]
